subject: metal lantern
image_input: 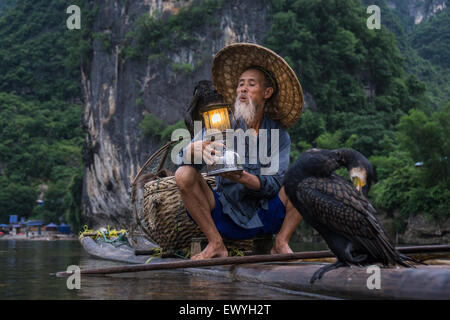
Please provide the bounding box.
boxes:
[200,102,243,176]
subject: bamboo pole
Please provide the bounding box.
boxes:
[396,244,450,253]
[56,251,331,277]
[56,244,450,277]
[134,244,450,256]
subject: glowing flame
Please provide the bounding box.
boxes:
[211,112,222,125]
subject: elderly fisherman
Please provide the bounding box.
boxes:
[175,43,304,260]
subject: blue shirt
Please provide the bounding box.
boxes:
[178,115,291,229]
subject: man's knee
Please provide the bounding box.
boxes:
[175,165,199,190]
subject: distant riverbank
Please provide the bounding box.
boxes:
[0,234,77,241]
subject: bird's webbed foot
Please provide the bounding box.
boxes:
[310,261,347,284]
[344,242,367,264]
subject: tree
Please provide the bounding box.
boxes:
[397,106,449,188]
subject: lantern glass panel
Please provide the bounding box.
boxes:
[202,107,231,131]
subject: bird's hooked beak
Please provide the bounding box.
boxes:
[352,176,365,192]
[349,167,367,194]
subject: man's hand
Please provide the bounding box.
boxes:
[188,140,225,165]
[218,170,244,183]
[219,170,261,190]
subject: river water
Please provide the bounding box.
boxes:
[0,240,329,300]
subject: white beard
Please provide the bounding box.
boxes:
[234,94,257,127]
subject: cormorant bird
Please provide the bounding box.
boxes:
[283,148,418,283]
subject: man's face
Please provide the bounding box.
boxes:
[236,69,271,108]
[234,69,274,126]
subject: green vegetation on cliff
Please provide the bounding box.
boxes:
[265,0,449,226]
[0,0,93,230]
[122,0,223,62]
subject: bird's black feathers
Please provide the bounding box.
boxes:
[283,148,417,283]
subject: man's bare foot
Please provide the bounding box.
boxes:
[191,241,228,260]
[270,241,293,255]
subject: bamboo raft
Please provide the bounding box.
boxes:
[75,236,450,299]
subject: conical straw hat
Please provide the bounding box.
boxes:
[212,43,304,128]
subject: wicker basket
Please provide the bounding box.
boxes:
[131,142,254,255]
[143,173,208,252]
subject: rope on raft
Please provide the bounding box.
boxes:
[79,225,128,247]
